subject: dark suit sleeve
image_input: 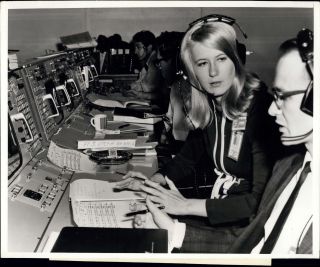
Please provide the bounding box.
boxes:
[206,90,276,225]
[178,223,244,253]
[157,129,206,185]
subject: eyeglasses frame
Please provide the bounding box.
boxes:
[269,80,312,109]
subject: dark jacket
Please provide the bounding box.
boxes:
[158,88,279,226]
[229,151,312,254]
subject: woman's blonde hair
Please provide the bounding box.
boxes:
[180,21,261,128]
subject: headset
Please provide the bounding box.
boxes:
[176,13,248,88]
[280,28,313,143]
[297,28,313,116]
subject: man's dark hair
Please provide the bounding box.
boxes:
[278,38,299,57]
[155,31,184,60]
[96,35,109,52]
[132,30,156,48]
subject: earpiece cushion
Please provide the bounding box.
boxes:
[236,41,247,65]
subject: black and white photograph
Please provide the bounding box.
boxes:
[1,1,319,265]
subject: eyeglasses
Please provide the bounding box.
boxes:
[269,80,312,109]
[188,14,247,39]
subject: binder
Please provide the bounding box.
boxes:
[51,227,168,253]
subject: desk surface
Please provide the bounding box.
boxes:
[36,107,159,252]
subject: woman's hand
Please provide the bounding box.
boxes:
[140,179,189,216]
[114,171,148,191]
[133,197,175,241]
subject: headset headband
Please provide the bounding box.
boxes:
[187,14,248,39]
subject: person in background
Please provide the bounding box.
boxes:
[127,31,184,113]
[126,30,164,103]
[93,35,109,74]
[93,34,132,75]
[131,30,156,72]
[153,31,185,116]
[116,14,281,252]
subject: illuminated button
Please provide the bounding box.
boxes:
[12,187,20,193]
[47,194,55,201]
[10,194,17,201]
[26,173,32,181]
[40,203,46,211]
[44,198,52,205]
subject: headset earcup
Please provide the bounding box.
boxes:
[236,40,246,65]
[301,83,313,115]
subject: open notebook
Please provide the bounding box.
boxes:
[69,179,158,228]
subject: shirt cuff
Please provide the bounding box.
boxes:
[168,219,186,252]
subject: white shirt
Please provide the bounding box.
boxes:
[252,152,313,254]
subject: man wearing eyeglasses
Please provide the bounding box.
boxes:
[229,28,314,254]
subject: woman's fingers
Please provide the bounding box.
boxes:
[147,195,164,206]
[114,177,134,188]
[122,171,148,180]
[142,180,183,202]
[143,179,168,194]
[146,197,174,231]
[146,196,161,214]
[114,171,148,191]
[114,177,144,191]
[114,178,133,189]
[133,214,146,228]
[165,177,179,191]
[140,183,165,197]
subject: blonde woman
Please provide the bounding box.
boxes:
[116,15,280,252]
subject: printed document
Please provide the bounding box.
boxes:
[47,141,97,172]
[69,179,158,228]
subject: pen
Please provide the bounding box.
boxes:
[125,206,165,217]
